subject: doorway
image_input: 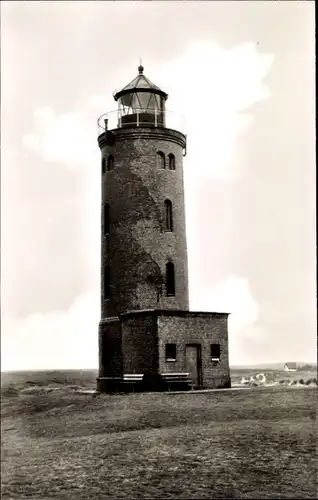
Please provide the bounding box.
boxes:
[185,344,202,388]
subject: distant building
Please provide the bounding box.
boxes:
[284,362,297,372]
[96,64,231,393]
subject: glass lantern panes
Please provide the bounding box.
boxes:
[118,92,162,115]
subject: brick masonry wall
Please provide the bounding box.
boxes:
[121,312,158,375]
[98,319,122,378]
[157,312,231,388]
[98,127,189,319]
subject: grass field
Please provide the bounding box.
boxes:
[1,370,316,499]
[1,366,316,392]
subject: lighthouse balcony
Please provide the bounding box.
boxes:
[97,108,186,136]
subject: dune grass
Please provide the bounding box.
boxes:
[1,382,316,499]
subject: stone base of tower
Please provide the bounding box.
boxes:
[97,374,170,394]
[97,309,231,393]
[96,377,123,393]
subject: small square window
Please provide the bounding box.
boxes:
[165,343,176,361]
[211,344,220,362]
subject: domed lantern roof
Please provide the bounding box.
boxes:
[113,65,168,127]
[114,64,168,106]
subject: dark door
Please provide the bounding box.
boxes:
[185,344,202,388]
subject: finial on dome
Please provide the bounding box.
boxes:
[138,58,144,74]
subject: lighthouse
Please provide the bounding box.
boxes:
[97,65,231,392]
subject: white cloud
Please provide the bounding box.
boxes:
[1,293,99,371]
[190,275,259,364]
[191,274,258,330]
[22,106,99,169]
[155,41,274,181]
[22,134,40,152]
[34,106,56,130]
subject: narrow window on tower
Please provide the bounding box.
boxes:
[168,153,176,170]
[164,199,173,232]
[107,154,114,171]
[102,157,106,174]
[157,151,165,169]
[126,182,132,198]
[166,262,175,296]
[104,265,111,300]
[211,344,221,362]
[104,203,110,235]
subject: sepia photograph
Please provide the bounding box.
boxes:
[1,1,316,498]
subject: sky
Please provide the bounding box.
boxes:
[1,1,316,370]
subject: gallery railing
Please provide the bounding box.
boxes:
[97,108,186,136]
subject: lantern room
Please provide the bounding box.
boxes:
[113,64,168,128]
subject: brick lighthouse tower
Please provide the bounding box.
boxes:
[97,65,231,392]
